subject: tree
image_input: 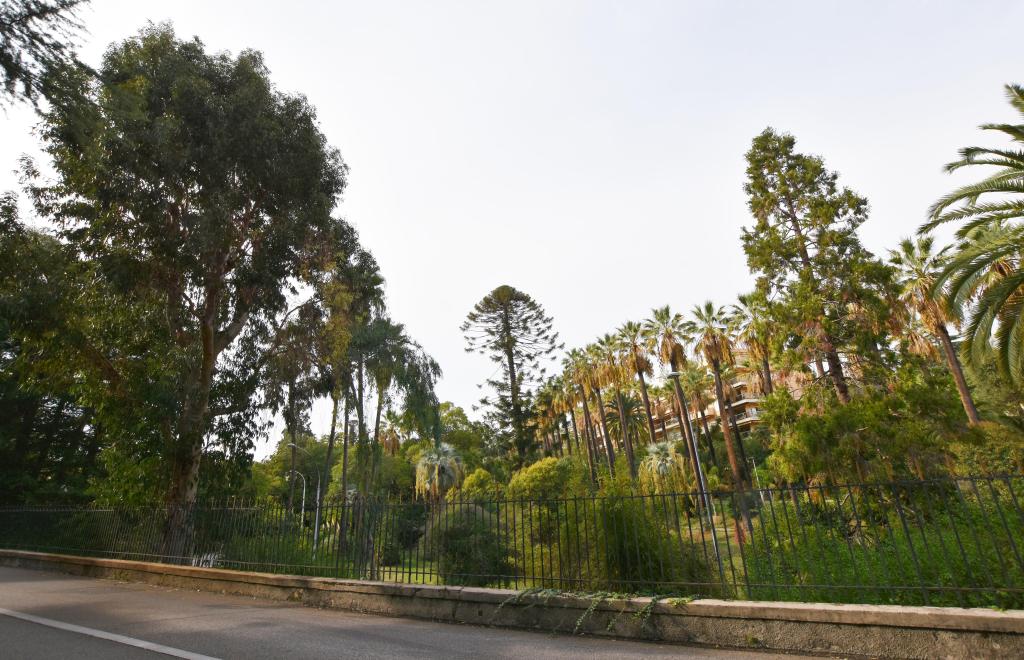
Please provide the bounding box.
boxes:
[685,303,745,487]
[639,441,689,495]
[728,292,774,395]
[686,301,753,538]
[25,25,348,515]
[0,214,100,504]
[615,321,658,458]
[462,285,561,459]
[922,84,1024,386]
[889,236,981,424]
[642,305,702,486]
[265,316,323,511]
[588,336,625,475]
[0,0,86,105]
[415,443,464,501]
[743,128,890,403]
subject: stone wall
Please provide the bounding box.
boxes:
[1,549,1021,658]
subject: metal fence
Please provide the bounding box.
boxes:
[2,474,1022,608]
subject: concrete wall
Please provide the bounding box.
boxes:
[2,549,1021,658]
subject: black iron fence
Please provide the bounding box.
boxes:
[2,475,1022,608]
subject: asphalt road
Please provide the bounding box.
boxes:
[0,566,785,659]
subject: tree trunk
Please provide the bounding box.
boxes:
[322,390,341,512]
[355,362,366,443]
[761,353,774,395]
[501,306,527,457]
[568,406,581,454]
[287,420,297,511]
[338,411,352,554]
[671,377,702,490]
[729,407,749,481]
[712,361,751,541]
[614,389,637,479]
[697,407,719,470]
[592,385,616,476]
[822,335,851,403]
[575,394,598,483]
[937,324,981,425]
[636,369,658,447]
[366,386,386,494]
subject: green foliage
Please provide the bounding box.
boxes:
[551,478,710,593]
[455,468,504,502]
[744,489,1024,608]
[952,422,1024,476]
[462,285,562,459]
[508,456,577,501]
[25,22,349,507]
[0,0,85,106]
[742,128,897,398]
[434,506,511,587]
[766,363,967,484]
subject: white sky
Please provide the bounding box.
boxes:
[3,1,1023,459]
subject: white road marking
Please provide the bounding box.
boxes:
[0,607,221,660]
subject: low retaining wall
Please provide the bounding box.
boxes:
[1,549,1021,658]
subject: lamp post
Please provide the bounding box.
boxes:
[288,443,322,551]
[288,469,307,528]
[667,370,723,580]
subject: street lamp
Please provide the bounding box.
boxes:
[288,443,322,551]
[288,469,307,528]
[666,370,724,579]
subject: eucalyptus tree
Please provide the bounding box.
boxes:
[922,84,1024,386]
[0,0,86,106]
[889,237,981,424]
[743,128,891,403]
[462,285,562,459]
[26,25,348,519]
[616,320,658,455]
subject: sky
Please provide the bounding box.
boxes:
[3,1,1024,459]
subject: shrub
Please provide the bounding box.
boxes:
[451,468,503,502]
[953,421,1024,475]
[428,505,511,587]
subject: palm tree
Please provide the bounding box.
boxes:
[728,292,774,395]
[564,348,600,481]
[685,302,747,492]
[590,335,630,476]
[686,302,753,541]
[642,305,703,486]
[415,443,464,501]
[922,84,1024,385]
[639,442,690,495]
[616,321,659,454]
[889,236,981,424]
[680,361,719,470]
[604,391,648,453]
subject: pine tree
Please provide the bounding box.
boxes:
[462,285,562,459]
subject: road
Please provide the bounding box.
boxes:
[0,566,789,659]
